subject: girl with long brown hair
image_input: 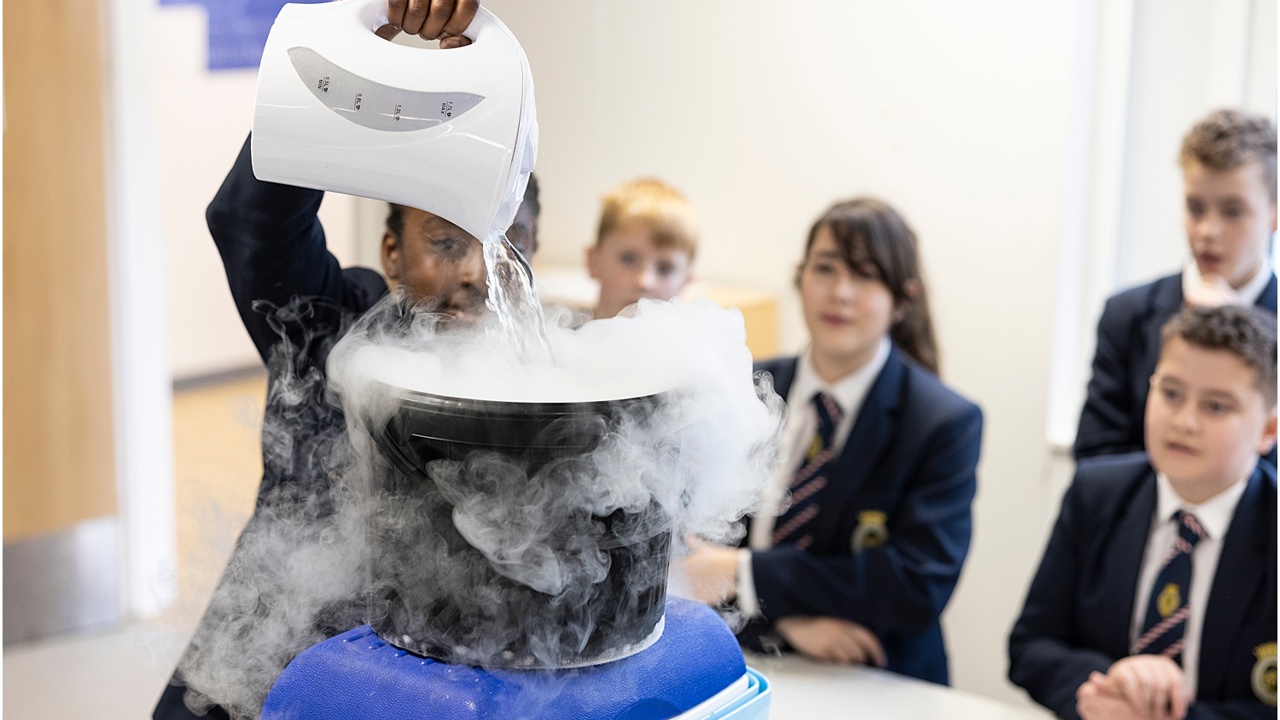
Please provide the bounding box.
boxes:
[682,197,982,685]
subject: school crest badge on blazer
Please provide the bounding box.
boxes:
[851,510,889,553]
[1252,642,1277,706]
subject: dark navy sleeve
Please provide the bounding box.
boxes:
[1074,292,1145,461]
[1183,702,1277,719]
[1008,480,1115,720]
[206,134,385,364]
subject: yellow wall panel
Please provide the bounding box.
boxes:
[4,0,118,540]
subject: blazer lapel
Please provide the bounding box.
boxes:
[1141,277,1184,362]
[1099,474,1156,657]
[811,348,905,541]
[1198,467,1269,699]
[742,358,798,546]
[759,358,797,401]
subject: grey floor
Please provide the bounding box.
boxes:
[4,619,187,719]
[5,374,264,719]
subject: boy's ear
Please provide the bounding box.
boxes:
[585,245,601,280]
[381,230,401,282]
[1256,407,1278,456]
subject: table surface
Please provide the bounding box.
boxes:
[743,653,1055,720]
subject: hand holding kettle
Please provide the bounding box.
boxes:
[381,0,478,46]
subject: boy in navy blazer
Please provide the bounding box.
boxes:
[1075,109,1277,466]
[1011,305,1277,720]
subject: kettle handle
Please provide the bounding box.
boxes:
[459,6,505,44]
[349,0,508,46]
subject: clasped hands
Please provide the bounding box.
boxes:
[1076,655,1193,720]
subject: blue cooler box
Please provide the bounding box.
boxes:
[261,596,769,719]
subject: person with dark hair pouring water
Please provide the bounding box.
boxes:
[151,1,546,716]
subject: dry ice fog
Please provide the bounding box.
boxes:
[175,289,785,716]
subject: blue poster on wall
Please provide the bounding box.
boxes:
[159,0,328,71]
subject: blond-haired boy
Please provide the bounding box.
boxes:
[1012,305,1277,719]
[586,178,699,319]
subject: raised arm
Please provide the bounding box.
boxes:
[206,134,356,363]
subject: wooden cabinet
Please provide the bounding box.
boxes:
[4,0,117,542]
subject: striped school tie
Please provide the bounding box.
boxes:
[1131,510,1206,664]
[772,392,843,550]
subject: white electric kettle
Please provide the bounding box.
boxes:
[251,0,538,242]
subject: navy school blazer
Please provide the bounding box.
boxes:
[1074,271,1277,466]
[1008,453,1277,720]
[743,348,983,685]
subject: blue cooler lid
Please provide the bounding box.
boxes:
[261,597,745,720]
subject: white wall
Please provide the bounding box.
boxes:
[484,1,1074,705]
[156,5,365,380]
[1119,0,1277,287]
[140,0,1275,707]
[108,0,178,620]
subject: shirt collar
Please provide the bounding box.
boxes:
[793,338,891,419]
[1153,470,1250,540]
[1182,258,1274,306]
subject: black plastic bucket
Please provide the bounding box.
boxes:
[359,383,672,669]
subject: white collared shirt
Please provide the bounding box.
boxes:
[1182,259,1274,307]
[736,338,892,617]
[1130,471,1248,698]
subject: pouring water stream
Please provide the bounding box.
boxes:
[482,230,554,364]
